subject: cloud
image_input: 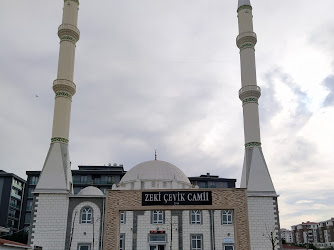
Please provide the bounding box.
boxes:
[295,200,313,204]
[322,75,334,107]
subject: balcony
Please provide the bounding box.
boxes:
[236,31,257,48]
[73,180,90,185]
[11,191,21,200]
[12,182,23,190]
[92,180,114,185]
[29,180,38,185]
[239,85,261,100]
[10,203,20,210]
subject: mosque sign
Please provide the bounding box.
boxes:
[142,191,212,206]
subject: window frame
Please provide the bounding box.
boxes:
[80,206,93,224]
[223,245,234,250]
[148,234,167,243]
[190,234,203,250]
[222,210,233,225]
[77,243,91,250]
[190,210,202,224]
[151,210,164,224]
[120,211,126,224]
[120,233,125,250]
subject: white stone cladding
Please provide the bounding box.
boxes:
[118,210,236,249]
[248,196,279,250]
[31,194,69,250]
[70,201,101,250]
[120,211,133,249]
[214,210,235,249]
[182,210,211,249]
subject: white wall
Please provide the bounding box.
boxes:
[248,196,280,250]
[70,201,101,250]
[31,194,69,250]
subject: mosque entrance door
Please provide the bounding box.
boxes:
[149,245,165,250]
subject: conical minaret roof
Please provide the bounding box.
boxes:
[238,0,251,8]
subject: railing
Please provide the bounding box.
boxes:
[10,203,20,209]
[73,180,90,184]
[29,180,38,185]
[12,182,23,190]
[93,180,114,185]
[236,31,257,42]
[239,85,261,96]
[11,191,21,200]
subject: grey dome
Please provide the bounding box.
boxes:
[77,186,104,196]
[120,160,190,184]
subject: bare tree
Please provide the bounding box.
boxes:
[263,225,280,250]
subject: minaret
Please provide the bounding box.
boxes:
[236,0,282,249]
[35,0,80,194]
[30,0,80,248]
[237,0,276,196]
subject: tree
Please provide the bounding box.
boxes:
[263,225,281,250]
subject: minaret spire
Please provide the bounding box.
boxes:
[236,0,276,195]
[236,3,282,250]
[35,0,80,194]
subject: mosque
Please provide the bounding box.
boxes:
[28,0,282,249]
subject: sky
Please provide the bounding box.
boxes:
[0,0,333,229]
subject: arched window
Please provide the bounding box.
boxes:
[81,207,93,224]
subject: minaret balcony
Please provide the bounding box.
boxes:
[58,23,80,42]
[53,79,76,96]
[236,31,257,48]
[239,85,261,100]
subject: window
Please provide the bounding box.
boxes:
[222,210,233,225]
[149,234,166,242]
[191,235,203,250]
[25,213,31,224]
[30,176,39,185]
[120,234,125,250]
[190,210,201,224]
[224,245,234,250]
[28,187,34,198]
[120,211,126,224]
[27,200,33,211]
[81,207,92,224]
[80,175,88,184]
[78,244,90,250]
[152,210,164,224]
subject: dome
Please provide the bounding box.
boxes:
[116,160,192,190]
[77,186,104,196]
[121,160,190,183]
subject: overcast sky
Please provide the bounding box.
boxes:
[1,0,333,229]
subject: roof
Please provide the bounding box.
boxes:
[0,239,31,249]
[238,0,251,8]
[302,221,317,225]
[0,170,26,183]
[120,160,190,184]
[77,186,104,196]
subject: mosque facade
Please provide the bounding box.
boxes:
[28,0,282,249]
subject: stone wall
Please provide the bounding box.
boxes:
[103,188,250,250]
